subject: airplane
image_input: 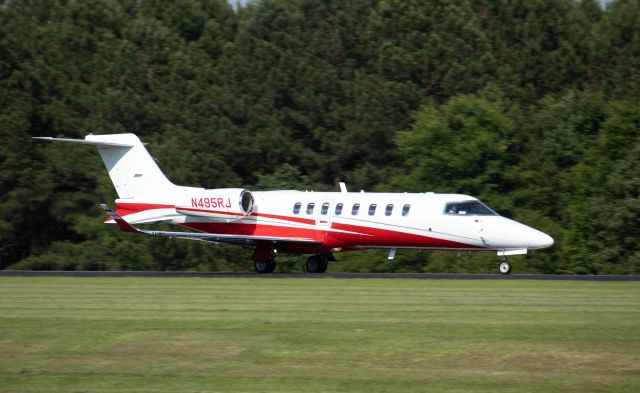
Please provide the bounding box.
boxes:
[33,133,554,274]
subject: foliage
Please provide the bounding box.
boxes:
[1,0,638,273]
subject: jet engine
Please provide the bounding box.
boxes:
[176,188,255,221]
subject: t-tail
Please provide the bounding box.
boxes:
[34,133,191,199]
[33,134,201,224]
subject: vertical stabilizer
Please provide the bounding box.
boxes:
[34,133,179,199]
[85,134,175,199]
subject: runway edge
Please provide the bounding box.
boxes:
[0,271,639,281]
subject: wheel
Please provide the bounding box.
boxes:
[305,255,328,273]
[316,257,328,273]
[255,257,276,273]
[499,259,512,275]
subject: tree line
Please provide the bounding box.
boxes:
[0,0,638,273]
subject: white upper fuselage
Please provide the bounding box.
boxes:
[116,189,554,254]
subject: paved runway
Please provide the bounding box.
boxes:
[0,270,638,281]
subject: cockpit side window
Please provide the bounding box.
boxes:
[444,201,497,216]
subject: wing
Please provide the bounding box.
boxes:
[101,204,319,246]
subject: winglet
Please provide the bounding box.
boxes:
[101,204,139,233]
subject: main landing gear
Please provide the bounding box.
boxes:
[254,253,332,274]
[254,256,276,273]
[305,254,330,273]
[499,257,512,275]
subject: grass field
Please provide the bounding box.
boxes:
[0,277,638,392]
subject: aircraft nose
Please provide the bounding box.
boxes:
[483,218,554,249]
[529,229,554,249]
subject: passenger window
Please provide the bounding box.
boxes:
[351,203,360,215]
[293,202,301,214]
[385,204,394,216]
[402,204,411,217]
[306,203,315,214]
[335,203,344,215]
[321,202,330,215]
[368,204,377,216]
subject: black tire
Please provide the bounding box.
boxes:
[499,259,512,275]
[306,255,328,273]
[316,258,328,273]
[255,257,276,273]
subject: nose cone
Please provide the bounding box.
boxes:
[483,218,554,249]
[528,229,554,249]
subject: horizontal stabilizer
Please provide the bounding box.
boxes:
[101,204,139,233]
[33,137,133,148]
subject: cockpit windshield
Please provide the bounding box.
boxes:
[444,200,497,216]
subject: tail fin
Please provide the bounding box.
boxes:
[34,133,178,199]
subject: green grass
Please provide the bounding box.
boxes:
[0,278,638,392]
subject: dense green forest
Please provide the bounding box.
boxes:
[1,0,638,273]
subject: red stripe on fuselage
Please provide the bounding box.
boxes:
[109,203,480,250]
[105,203,175,222]
[328,222,480,249]
[177,207,243,216]
[181,221,479,250]
[115,202,175,214]
[181,222,321,240]
[173,206,317,226]
[119,203,317,226]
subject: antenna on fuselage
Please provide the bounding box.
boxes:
[338,182,348,193]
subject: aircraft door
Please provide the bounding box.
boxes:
[316,200,333,227]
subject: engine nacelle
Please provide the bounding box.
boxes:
[176,188,255,221]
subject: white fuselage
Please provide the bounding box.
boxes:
[115,190,553,254]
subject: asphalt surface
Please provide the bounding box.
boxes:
[0,271,638,281]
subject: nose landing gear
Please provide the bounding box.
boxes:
[499,257,512,275]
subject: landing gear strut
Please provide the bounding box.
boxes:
[305,254,329,273]
[499,257,512,275]
[255,256,276,273]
